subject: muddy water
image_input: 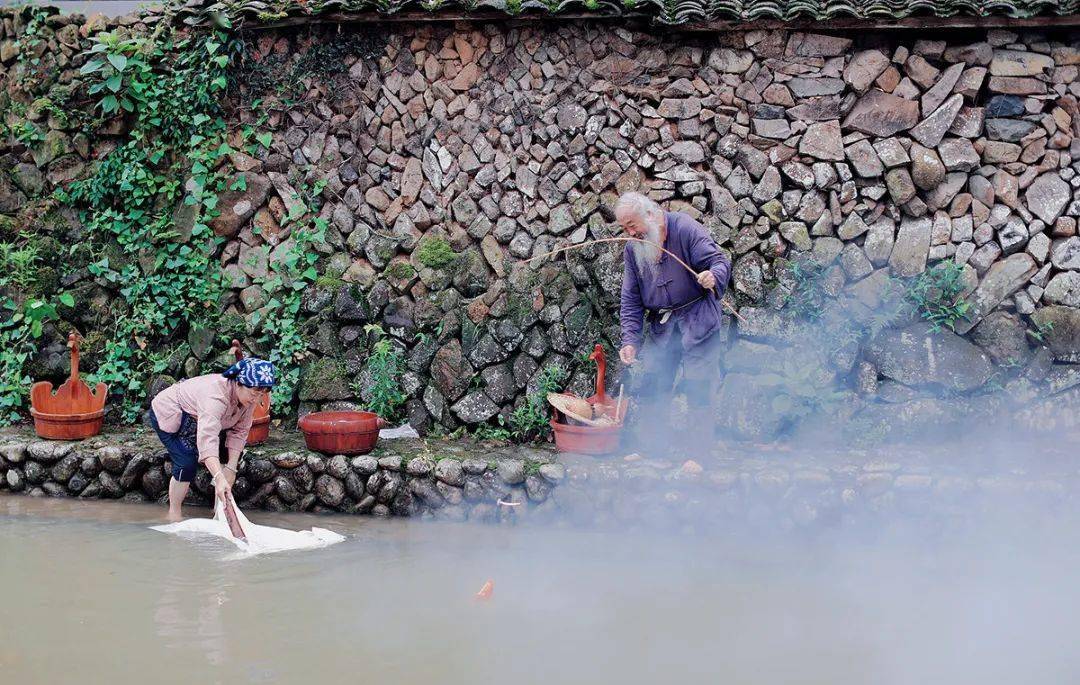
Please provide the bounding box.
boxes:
[3,494,1080,685]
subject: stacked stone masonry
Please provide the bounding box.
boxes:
[2,7,1079,440]
[2,428,1078,527]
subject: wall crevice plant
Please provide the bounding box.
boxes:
[352,324,407,422]
[900,262,971,333]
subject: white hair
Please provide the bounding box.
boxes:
[615,192,664,276]
[615,192,663,224]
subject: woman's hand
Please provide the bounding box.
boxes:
[213,473,232,502]
[223,463,237,488]
[619,345,637,365]
[696,270,716,289]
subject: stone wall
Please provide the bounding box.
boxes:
[2,427,1078,528]
[2,7,1079,440]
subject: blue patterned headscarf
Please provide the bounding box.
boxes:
[222,358,276,388]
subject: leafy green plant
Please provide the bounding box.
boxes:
[79,31,157,115]
[9,7,51,94]
[353,324,407,421]
[509,364,569,441]
[783,259,828,320]
[246,176,326,408]
[1027,319,1054,343]
[0,295,70,424]
[524,459,543,476]
[0,239,42,291]
[57,31,238,420]
[902,262,971,333]
[0,228,76,424]
[12,120,43,146]
[474,419,512,443]
[757,358,845,429]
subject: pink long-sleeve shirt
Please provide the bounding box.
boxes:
[150,374,255,462]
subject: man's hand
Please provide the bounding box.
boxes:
[619,345,638,365]
[696,270,716,290]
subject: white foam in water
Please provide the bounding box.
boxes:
[152,498,345,556]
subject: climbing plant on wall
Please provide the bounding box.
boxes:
[0,6,84,424]
[247,176,327,409]
[56,28,240,421]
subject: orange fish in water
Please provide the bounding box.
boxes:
[475,580,494,600]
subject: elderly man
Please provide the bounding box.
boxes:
[617,192,731,448]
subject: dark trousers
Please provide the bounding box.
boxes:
[633,329,722,449]
[147,409,228,483]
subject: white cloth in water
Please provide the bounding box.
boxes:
[152,498,344,556]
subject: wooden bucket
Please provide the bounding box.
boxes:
[231,339,271,445]
[30,332,108,441]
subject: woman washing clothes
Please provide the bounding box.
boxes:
[148,358,275,521]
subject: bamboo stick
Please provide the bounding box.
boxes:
[526,236,747,323]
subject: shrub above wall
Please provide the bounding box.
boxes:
[0,2,1078,440]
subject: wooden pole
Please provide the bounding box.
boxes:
[527,236,747,323]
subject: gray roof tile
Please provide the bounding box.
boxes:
[172,0,1079,26]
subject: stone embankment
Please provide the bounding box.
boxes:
[3,427,1078,528]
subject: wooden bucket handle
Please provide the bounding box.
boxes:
[230,339,244,362]
[67,332,80,383]
[590,343,606,404]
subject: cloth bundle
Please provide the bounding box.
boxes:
[152,499,344,556]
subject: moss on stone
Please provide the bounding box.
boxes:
[506,292,534,325]
[216,311,248,341]
[315,275,345,288]
[30,265,59,295]
[298,357,351,401]
[0,215,19,240]
[386,260,416,280]
[415,237,457,270]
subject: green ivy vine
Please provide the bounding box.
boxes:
[246,175,326,409]
[56,28,239,421]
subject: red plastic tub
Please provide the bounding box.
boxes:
[298,411,386,456]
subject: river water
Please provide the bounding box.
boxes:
[3,494,1080,684]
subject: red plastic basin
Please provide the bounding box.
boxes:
[298,411,385,456]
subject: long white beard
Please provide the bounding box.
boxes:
[631,222,663,277]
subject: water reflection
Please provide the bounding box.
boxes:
[4,494,1080,684]
[154,578,229,666]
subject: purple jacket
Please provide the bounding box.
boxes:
[620,211,732,351]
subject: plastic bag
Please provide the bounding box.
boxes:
[380,424,420,439]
